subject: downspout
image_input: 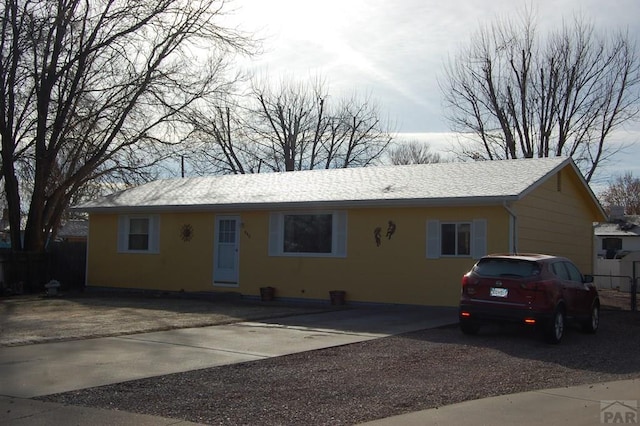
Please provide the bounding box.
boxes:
[503,202,518,254]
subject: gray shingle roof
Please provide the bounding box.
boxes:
[77,157,576,212]
[57,220,89,238]
[595,216,640,237]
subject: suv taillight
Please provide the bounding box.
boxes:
[462,274,469,287]
[462,274,476,295]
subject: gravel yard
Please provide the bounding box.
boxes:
[38,308,640,426]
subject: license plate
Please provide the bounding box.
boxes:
[490,287,508,298]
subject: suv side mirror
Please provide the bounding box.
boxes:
[583,274,594,283]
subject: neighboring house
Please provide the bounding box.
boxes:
[594,215,640,291]
[56,220,89,243]
[594,215,640,259]
[0,218,88,247]
[75,157,606,307]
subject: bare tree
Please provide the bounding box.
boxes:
[599,172,640,215]
[323,93,393,169]
[186,76,393,173]
[250,78,394,172]
[0,0,254,252]
[249,77,321,172]
[440,9,640,182]
[181,102,265,175]
[388,141,443,165]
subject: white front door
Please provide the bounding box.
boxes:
[213,216,240,286]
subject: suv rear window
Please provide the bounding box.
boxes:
[474,258,541,278]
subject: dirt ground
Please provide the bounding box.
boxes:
[599,288,638,311]
[0,292,327,347]
[0,287,634,347]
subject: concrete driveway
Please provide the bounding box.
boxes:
[0,306,457,398]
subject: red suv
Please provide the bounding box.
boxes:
[458,253,599,343]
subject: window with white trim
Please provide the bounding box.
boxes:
[284,214,332,253]
[427,219,486,259]
[441,222,471,256]
[269,211,347,257]
[129,218,150,250]
[118,215,160,253]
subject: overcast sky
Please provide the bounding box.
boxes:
[227,0,640,187]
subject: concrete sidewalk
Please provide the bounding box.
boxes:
[0,396,207,425]
[359,378,640,426]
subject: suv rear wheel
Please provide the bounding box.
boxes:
[544,307,564,344]
[582,303,599,333]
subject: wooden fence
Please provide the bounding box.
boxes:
[0,242,86,294]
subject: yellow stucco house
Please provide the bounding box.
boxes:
[77,157,606,307]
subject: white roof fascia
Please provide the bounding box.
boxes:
[77,195,521,214]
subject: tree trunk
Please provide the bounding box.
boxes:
[2,168,22,251]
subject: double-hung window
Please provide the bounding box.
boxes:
[427,219,486,259]
[269,211,347,257]
[440,222,471,256]
[118,215,160,253]
[128,218,150,250]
